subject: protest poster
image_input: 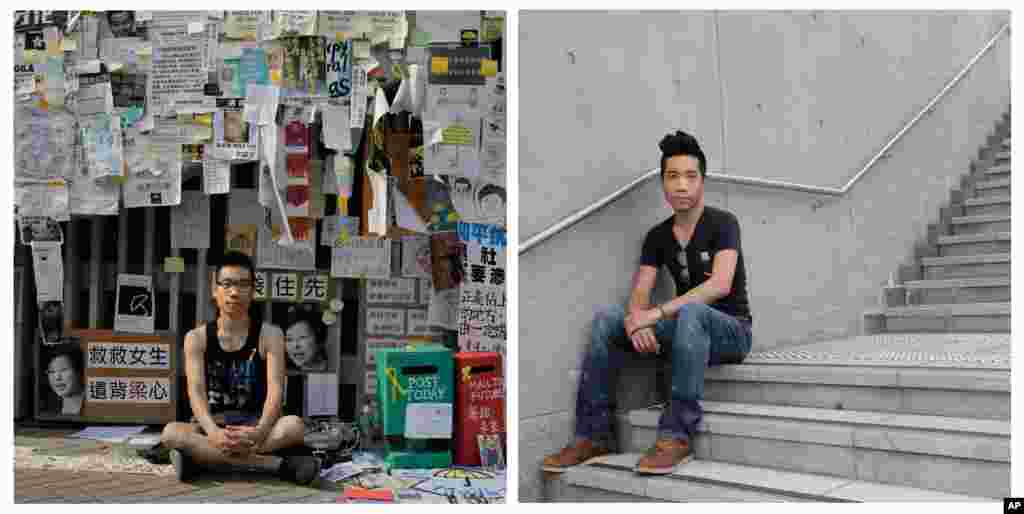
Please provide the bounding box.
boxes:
[224,11,265,41]
[38,331,177,423]
[15,180,69,221]
[30,242,63,304]
[114,274,155,334]
[212,97,258,161]
[14,104,77,181]
[256,218,315,271]
[331,237,391,279]
[325,39,352,98]
[80,113,124,180]
[318,11,357,39]
[366,308,406,336]
[170,191,210,249]
[149,41,211,115]
[77,72,113,116]
[122,119,183,207]
[366,278,417,305]
[18,216,63,245]
[402,236,433,278]
[85,342,171,370]
[407,309,443,337]
[456,223,506,354]
[271,11,317,38]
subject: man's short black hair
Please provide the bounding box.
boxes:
[659,130,706,179]
[216,251,256,283]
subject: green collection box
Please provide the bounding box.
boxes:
[375,344,454,469]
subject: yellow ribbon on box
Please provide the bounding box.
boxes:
[384,367,407,402]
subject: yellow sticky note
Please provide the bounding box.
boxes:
[442,125,473,145]
[111,175,127,185]
[481,59,498,77]
[431,56,449,75]
[62,39,78,52]
[164,256,186,273]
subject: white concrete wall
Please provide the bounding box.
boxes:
[518,10,1010,501]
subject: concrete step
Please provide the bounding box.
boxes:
[921,252,1010,280]
[550,453,997,502]
[936,231,1010,256]
[701,361,1008,419]
[902,276,1010,305]
[950,214,1010,235]
[973,177,1010,199]
[623,403,1009,498]
[962,197,1010,217]
[867,302,1010,333]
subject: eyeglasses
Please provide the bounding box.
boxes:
[217,280,254,292]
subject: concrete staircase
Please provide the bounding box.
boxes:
[867,111,1011,333]
[543,113,1011,503]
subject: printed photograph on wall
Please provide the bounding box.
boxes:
[39,341,85,416]
[270,297,358,374]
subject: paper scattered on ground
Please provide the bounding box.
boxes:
[69,426,148,443]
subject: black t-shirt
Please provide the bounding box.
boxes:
[640,206,752,321]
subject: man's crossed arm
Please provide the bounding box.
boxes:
[624,249,738,353]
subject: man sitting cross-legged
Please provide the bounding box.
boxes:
[161,251,319,484]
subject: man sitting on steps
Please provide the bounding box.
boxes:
[542,130,754,475]
[161,251,319,484]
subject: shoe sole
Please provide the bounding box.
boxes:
[634,455,692,475]
[541,454,612,473]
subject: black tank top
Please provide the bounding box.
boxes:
[204,320,267,417]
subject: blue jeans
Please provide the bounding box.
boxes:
[575,303,753,446]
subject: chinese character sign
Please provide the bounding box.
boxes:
[86,342,171,369]
[456,223,506,354]
[86,376,171,403]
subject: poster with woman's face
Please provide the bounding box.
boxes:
[272,299,357,373]
[40,341,85,416]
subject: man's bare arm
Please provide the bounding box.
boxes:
[658,249,738,319]
[253,325,286,443]
[627,265,659,317]
[184,330,220,437]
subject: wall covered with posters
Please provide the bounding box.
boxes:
[13,10,506,425]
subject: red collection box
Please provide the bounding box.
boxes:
[453,352,505,466]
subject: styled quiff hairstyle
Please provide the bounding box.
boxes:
[659,130,707,179]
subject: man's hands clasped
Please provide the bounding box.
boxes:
[210,425,268,457]
[625,307,663,354]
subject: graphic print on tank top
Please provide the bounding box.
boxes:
[207,350,259,412]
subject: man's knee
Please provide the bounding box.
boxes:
[161,421,197,448]
[276,415,306,438]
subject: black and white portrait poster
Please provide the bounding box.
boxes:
[115,274,155,334]
[40,340,85,416]
[18,216,63,245]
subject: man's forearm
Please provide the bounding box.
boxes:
[661,280,726,317]
[255,391,283,437]
[189,387,220,435]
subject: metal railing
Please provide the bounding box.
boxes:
[521,22,1010,255]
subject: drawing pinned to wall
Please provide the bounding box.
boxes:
[114,274,155,334]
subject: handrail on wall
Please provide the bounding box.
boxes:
[520,22,1010,256]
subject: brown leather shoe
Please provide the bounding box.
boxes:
[634,438,691,474]
[541,439,611,473]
